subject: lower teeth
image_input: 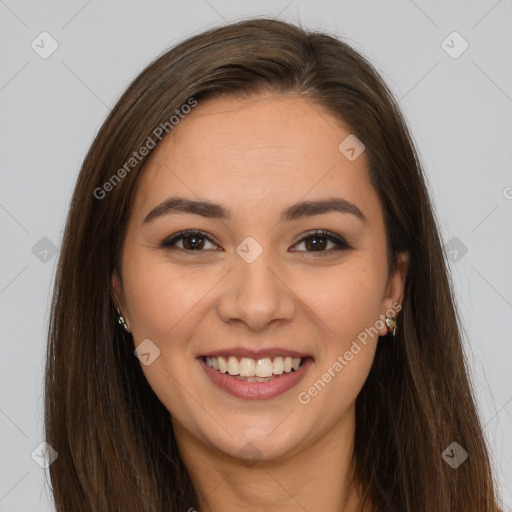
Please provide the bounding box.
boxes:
[230,369,298,382]
[233,375,278,382]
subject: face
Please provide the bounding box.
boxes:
[112,93,408,463]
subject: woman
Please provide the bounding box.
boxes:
[44,18,501,511]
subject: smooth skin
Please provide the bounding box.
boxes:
[112,93,409,512]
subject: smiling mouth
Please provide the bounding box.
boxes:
[201,355,310,382]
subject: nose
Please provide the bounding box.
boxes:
[216,249,296,331]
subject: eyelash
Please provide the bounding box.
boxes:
[160,229,352,257]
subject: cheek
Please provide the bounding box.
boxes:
[123,250,213,340]
[304,258,386,346]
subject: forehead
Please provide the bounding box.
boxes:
[130,93,379,226]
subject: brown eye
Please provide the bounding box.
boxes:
[291,230,351,255]
[161,230,218,251]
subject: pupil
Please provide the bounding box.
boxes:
[306,236,326,251]
[185,235,203,250]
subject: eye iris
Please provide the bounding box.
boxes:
[183,235,205,250]
[305,235,327,251]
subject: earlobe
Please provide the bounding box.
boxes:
[379,251,410,336]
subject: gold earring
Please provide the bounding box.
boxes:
[385,316,397,336]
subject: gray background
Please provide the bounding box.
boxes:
[1,1,511,510]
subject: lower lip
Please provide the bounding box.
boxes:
[197,357,314,400]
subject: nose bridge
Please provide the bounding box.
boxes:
[217,238,295,329]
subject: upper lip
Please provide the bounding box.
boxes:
[198,347,313,360]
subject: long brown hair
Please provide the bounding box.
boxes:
[44,18,501,511]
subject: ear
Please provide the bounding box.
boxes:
[111,267,131,330]
[378,251,409,336]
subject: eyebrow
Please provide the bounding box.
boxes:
[143,196,368,225]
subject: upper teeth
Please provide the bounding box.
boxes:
[205,356,302,377]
